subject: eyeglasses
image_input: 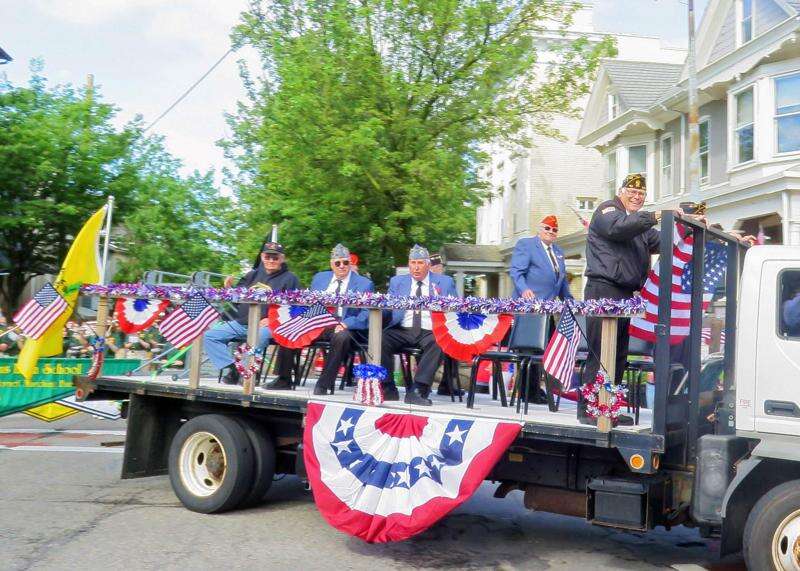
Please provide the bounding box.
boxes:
[333,260,350,267]
[625,188,646,198]
[263,253,280,261]
[542,225,559,233]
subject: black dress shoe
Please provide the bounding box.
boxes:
[404,389,432,406]
[221,366,241,385]
[615,414,634,426]
[313,383,331,396]
[265,377,293,390]
[382,384,400,401]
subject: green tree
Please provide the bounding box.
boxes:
[0,64,238,317]
[226,0,615,286]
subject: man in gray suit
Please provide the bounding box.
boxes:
[509,215,573,300]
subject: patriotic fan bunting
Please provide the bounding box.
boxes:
[268,304,338,349]
[431,312,513,361]
[303,401,521,543]
[115,298,169,333]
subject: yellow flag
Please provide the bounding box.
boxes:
[16,206,107,380]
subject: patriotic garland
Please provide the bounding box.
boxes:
[81,284,645,316]
[233,343,262,383]
[580,372,627,421]
[352,364,387,406]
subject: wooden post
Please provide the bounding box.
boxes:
[95,296,109,338]
[367,309,382,365]
[242,304,261,395]
[597,317,618,433]
[188,336,203,389]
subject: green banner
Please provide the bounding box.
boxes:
[0,357,140,417]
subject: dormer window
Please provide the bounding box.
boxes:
[739,0,753,44]
[608,93,620,119]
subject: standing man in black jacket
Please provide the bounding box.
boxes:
[203,241,300,386]
[578,174,683,424]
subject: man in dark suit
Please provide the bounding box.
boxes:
[381,245,458,406]
[309,243,374,395]
[509,215,573,300]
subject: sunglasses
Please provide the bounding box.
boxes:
[333,260,350,267]
[625,188,646,197]
[542,225,559,233]
[263,253,281,260]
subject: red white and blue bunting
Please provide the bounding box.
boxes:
[431,312,513,362]
[115,298,169,334]
[303,401,521,543]
[267,304,334,349]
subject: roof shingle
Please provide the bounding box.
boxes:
[604,60,684,110]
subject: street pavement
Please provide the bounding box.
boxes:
[0,414,745,571]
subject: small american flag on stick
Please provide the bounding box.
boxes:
[273,304,339,347]
[542,307,582,388]
[158,294,220,348]
[13,283,69,339]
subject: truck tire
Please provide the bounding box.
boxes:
[168,414,254,513]
[233,417,276,508]
[744,479,800,570]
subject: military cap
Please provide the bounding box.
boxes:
[621,173,646,191]
[429,254,443,266]
[261,242,284,254]
[409,244,430,260]
[541,215,558,228]
[330,243,350,259]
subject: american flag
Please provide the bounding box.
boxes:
[542,308,582,387]
[701,327,726,346]
[158,294,220,348]
[274,304,338,342]
[13,283,69,339]
[630,224,728,344]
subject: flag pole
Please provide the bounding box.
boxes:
[96,196,114,340]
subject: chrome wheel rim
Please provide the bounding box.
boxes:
[773,508,800,570]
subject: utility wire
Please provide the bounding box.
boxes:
[144,48,233,133]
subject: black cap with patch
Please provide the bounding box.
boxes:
[429,254,443,266]
[261,242,284,254]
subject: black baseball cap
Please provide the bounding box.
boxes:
[261,242,284,254]
[430,254,443,266]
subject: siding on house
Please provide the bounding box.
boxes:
[756,0,791,36]
[709,2,736,63]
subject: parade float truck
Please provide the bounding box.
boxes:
[72,214,800,570]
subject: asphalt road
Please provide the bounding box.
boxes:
[0,414,745,571]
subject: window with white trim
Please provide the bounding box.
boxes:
[775,73,800,153]
[608,93,620,119]
[576,197,596,211]
[735,88,755,164]
[628,145,646,175]
[606,151,617,196]
[699,119,710,184]
[660,135,673,198]
[740,0,753,44]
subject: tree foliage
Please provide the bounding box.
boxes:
[226,0,615,285]
[0,64,236,317]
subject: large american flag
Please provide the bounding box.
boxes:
[542,308,581,387]
[274,304,338,343]
[158,294,220,348]
[630,224,728,344]
[13,283,69,339]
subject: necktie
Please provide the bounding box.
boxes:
[334,280,343,316]
[546,246,560,277]
[411,280,423,336]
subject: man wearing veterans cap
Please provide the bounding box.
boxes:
[306,243,375,395]
[578,174,683,424]
[429,254,444,274]
[509,215,572,300]
[203,241,300,386]
[381,245,458,406]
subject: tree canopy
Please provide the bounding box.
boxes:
[0,64,237,317]
[226,0,615,286]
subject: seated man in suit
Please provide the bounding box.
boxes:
[381,245,458,406]
[309,243,374,395]
[509,215,573,300]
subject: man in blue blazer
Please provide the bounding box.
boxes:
[381,245,458,406]
[308,243,374,395]
[509,215,573,300]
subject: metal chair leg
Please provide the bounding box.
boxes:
[467,356,481,409]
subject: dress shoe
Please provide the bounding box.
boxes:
[382,383,400,401]
[404,389,432,406]
[436,384,464,397]
[313,383,331,396]
[615,414,634,426]
[265,377,293,390]
[221,365,241,386]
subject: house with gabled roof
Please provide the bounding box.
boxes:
[578,0,800,252]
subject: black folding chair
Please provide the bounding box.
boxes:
[507,315,551,414]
